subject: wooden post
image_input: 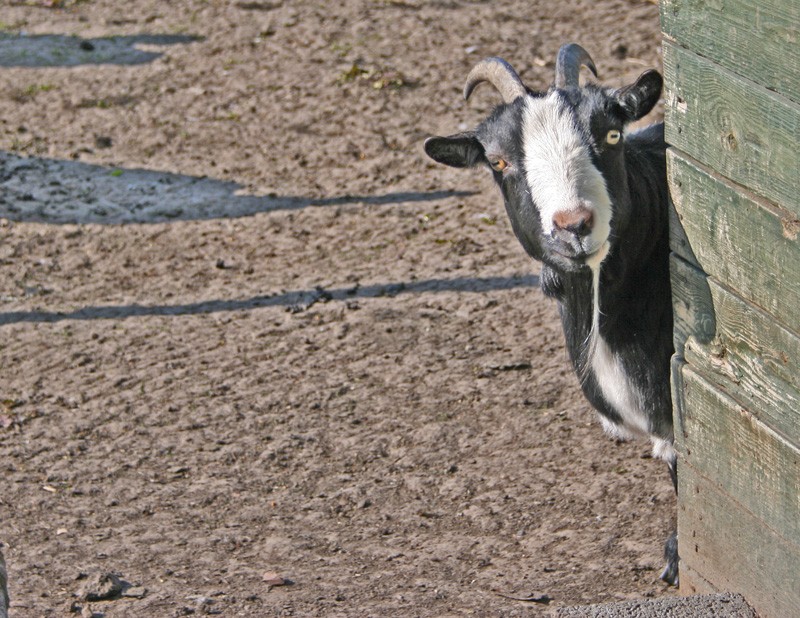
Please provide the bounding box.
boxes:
[661,1,800,615]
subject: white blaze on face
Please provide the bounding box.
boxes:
[521,93,657,446]
[521,92,612,255]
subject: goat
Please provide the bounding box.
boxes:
[424,44,678,584]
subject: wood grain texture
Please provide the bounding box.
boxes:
[679,461,800,618]
[664,41,800,214]
[671,355,687,442]
[675,562,718,596]
[661,0,800,103]
[679,367,800,544]
[667,150,800,331]
[663,4,800,610]
[683,280,800,444]
[669,254,715,356]
[667,183,697,266]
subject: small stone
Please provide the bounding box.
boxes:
[262,571,286,587]
[78,571,123,601]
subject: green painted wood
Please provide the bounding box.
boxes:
[679,461,800,618]
[671,354,688,441]
[668,185,698,267]
[661,0,800,104]
[683,280,800,445]
[663,3,800,609]
[670,254,715,356]
[667,150,800,331]
[663,41,800,215]
[679,367,800,544]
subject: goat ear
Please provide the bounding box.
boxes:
[615,70,663,121]
[424,133,485,168]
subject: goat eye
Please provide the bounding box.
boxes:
[489,158,508,172]
[605,130,622,145]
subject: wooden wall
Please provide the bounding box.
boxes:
[660,1,800,615]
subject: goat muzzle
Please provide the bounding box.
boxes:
[553,206,594,238]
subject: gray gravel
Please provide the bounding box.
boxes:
[556,593,758,617]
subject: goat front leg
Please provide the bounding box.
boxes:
[0,543,8,618]
[660,456,679,585]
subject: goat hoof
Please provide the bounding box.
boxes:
[660,530,679,586]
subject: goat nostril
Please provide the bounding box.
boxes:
[553,207,594,237]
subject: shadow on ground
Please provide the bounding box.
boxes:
[0,151,475,224]
[0,33,202,67]
[0,275,540,326]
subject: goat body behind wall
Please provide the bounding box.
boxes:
[424,44,678,584]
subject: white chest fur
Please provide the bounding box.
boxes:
[590,336,651,438]
[590,335,677,462]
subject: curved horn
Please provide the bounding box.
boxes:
[464,57,527,103]
[555,43,598,89]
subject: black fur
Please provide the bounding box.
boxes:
[425,62,679,584]
[554,123,674,441]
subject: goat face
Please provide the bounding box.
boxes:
[425,49,662,274]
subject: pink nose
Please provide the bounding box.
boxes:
[553,206,594,237]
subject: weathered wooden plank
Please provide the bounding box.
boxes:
[671,354,687,443]
[679,462,800,618]
[683,280,800,444]
[676,562,718,597]
[679,367,800,544]
[663,41,800,214]
[667,181,697,266]
[667,150,800,331]
[670,254,715,356]
[661,0,800,104]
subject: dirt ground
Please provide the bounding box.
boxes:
[0,1,678,616]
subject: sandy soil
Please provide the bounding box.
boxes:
[0,1,677,616]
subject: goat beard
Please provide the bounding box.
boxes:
[580,241,610,384]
